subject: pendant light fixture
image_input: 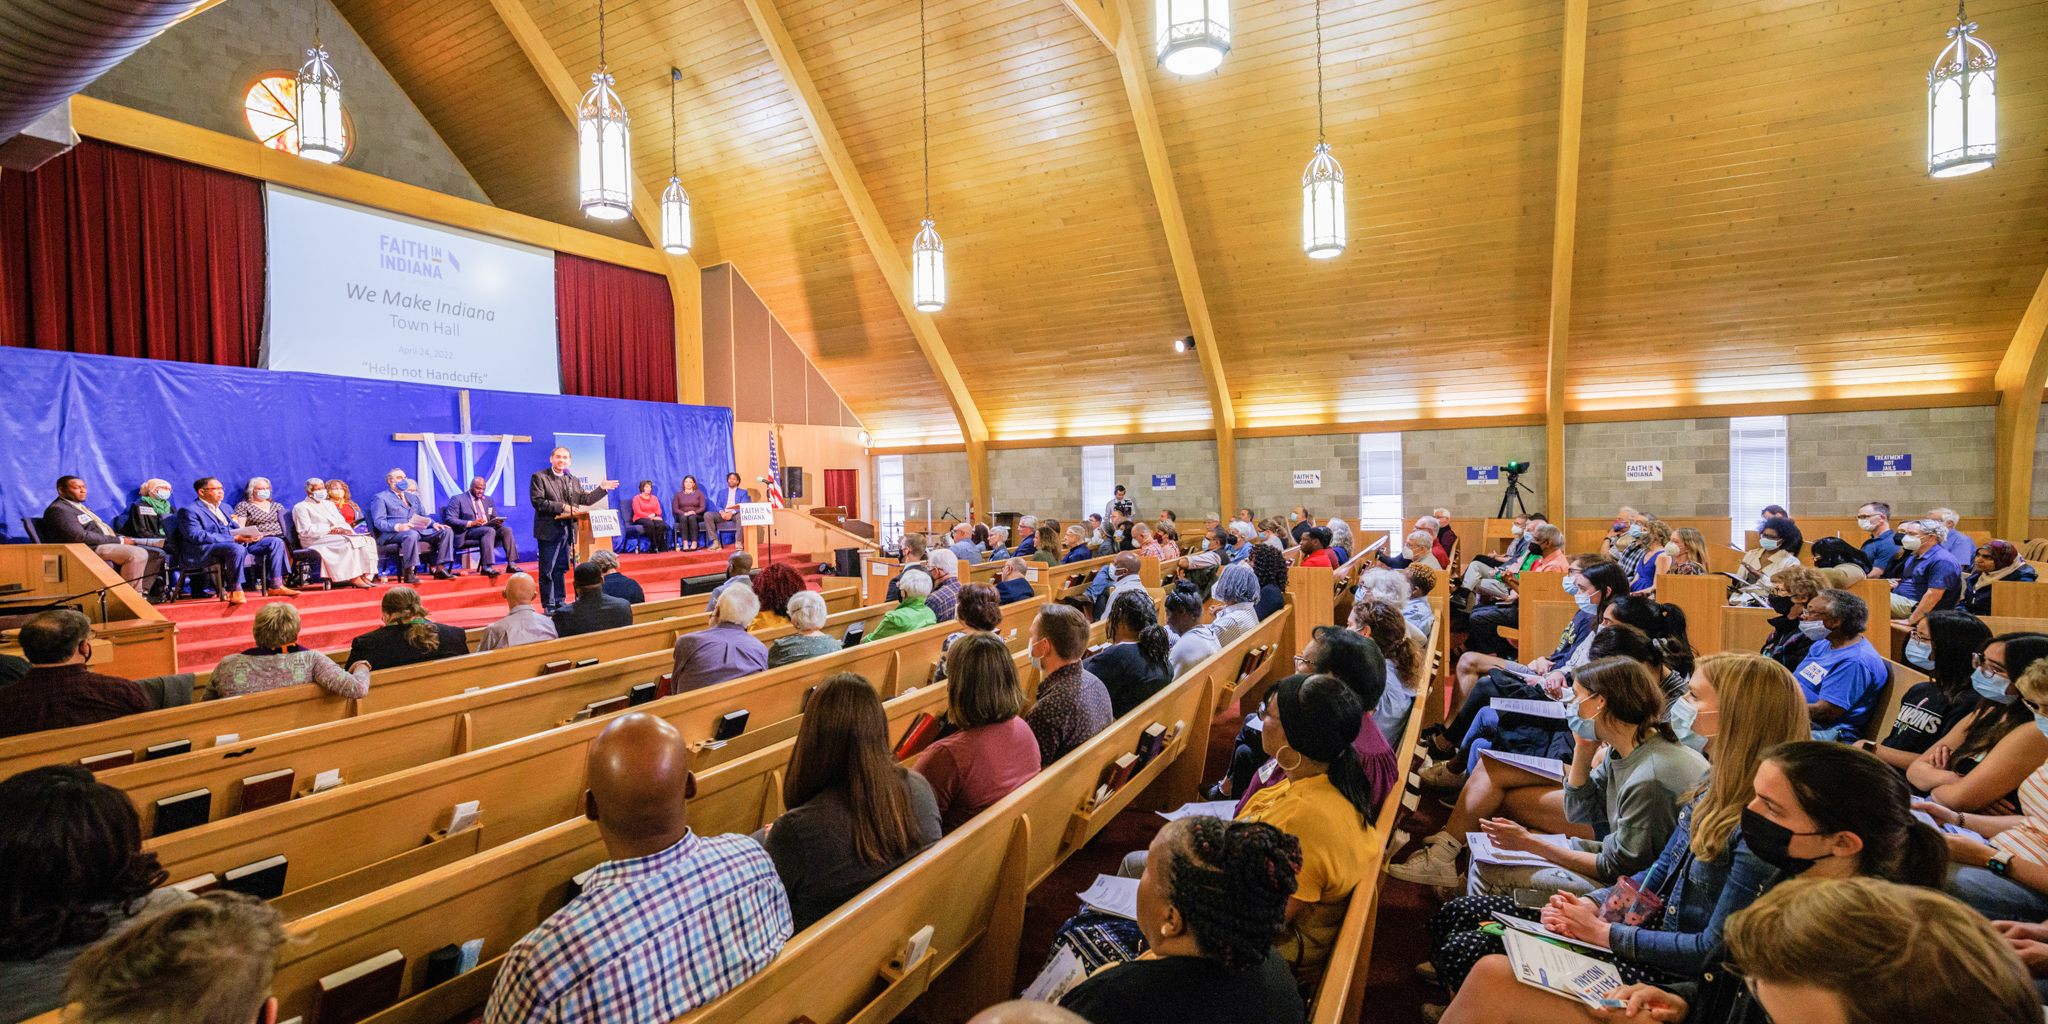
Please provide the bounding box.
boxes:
[910,0,945,313]
[1156,0,1230,76]
[660,67,692,254]
[295,0,345,163]
[577,0,632,220]
[1301,0,1344,259]
[1927,0,1997,178]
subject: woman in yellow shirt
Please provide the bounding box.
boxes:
[1237,673,1378,986]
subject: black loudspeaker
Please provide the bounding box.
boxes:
[833,548,862,577]
[680,572,728,596]
[784,465,804,499]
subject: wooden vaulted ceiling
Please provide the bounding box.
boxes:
[331,0,2048,443]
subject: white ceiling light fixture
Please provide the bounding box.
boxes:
[660,67,692,254]
[1927,0,1997,178]
[1173,335,1194,353]
[295,0,345,163]
[577,0,632,220]
[911,0,946,313]
[1156,0,1230,77]
[1302,0,1344,259]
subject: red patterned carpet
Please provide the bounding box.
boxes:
[156,545,819,672]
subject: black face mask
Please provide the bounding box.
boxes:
[1767,594,1793,615]
[1741,807,1818,875]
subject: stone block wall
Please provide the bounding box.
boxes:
[990,447,1083,521]
[1786,407,1994,516]
[897,452,971,520]
[1115,440,1222,522]
[1402,425,1547,518]
[1234,434,1361,522]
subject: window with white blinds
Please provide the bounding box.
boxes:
[874,454,905,545]
[1082,445,1116,519]
[1358,433,1404,534]
[1728,416,1789,546]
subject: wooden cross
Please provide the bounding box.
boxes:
[392,389,532,496]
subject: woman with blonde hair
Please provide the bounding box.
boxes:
[212,603,371,699]
[1668,526,1709,576]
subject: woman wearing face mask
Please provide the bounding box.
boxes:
[1898,633,2048,815]
[1867,610,1993,767]
[1755,565,1826,671]
[119,479,175,549]
[1931,658,2048,923]
[290,477,377,588]
[1421,654,1810,1016]
[1963,540,2039,616]
[1736,516,1803,600]
[231,477,301,597]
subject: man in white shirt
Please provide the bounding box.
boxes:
[479,573,558,652]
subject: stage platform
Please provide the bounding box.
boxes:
[159,545,819,673]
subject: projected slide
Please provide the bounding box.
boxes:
[263,186,562,394]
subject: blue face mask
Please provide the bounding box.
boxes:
[1561,575,1582,596]
[1627,525,1647,539]
[1668,695,1707,752]
[1903,637,1935,670]
[1566,697,1600,742]
[1573,594,1598,616]
[1973,668,2017,705]
[2035,714,2048,741]
[1759,538,1780,551]
[1797,618,1830,641]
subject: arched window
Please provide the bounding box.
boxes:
[243,74,350,158]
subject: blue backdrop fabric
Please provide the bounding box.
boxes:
[0,347,737,544]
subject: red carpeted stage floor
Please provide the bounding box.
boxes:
[159,545,821,673]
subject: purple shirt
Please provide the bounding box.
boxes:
[670,621,768,693]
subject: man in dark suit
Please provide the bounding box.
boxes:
[41,475,162,592]
[553,561,633,638]
[173,477,292,604]
[443,476,518,577]
[371,469,456,585]
[590,549,647,604]
[529,446,618,613]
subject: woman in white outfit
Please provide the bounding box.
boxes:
[292,477,378,587]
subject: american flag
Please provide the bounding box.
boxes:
[765,431,787,509]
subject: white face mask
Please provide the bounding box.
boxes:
[1759,538,1779,551]
[1664,541,1681,556]
[1857,516,1877,532]
[1511,525,1524,536]
[255,489,271,501]
[152,488,170,500]
[1902,534,1923,551]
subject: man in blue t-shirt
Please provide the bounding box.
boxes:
[1889,519,1962,624]
[1792,589,1888,742]
[1858,500,1901,578]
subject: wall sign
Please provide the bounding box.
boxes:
[1292,470,1322,489]
[1866,453,1913,478]
[1624,461,1664,483]
[739,502,775,526]
[1466,466,1500,485]
[1151,473,1177,491]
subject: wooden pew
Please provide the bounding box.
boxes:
[1865,658,1927,744]
[1995,582,2048,619]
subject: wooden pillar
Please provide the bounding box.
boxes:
[1992,271,2048,540]
[1543,0,1590,522]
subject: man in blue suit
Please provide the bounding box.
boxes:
[443,475,518,577]
[173,476,292,605]
[372,468,456,585]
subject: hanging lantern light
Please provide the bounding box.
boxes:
[1155,0,1230,77]
[577,0,632,220]
[295,0,345,163]
[1927,0,1997,178]
[910,0,945,312]
[660,67,691,254]
[1301,0,1344,258]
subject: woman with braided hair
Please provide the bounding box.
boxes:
[1086,590,1174,717]
[1059,817,1309,1024]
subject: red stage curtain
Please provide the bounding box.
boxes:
[824,468,858,512]
[0,140,265,366]
[555,252,676,404]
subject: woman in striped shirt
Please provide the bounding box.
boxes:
[1933,656,2048,923]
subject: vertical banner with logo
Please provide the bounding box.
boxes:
[554,432,612,513]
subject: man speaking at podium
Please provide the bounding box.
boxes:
[529,446,618,614]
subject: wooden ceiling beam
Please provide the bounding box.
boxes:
[1992,270,2048,540]
[737,0,990,516]
[1544,0,1590,521]
[1071,0,1238,515]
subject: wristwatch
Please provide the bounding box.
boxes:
[1990,850,2016,877]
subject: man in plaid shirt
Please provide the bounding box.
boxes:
[485,714,792,1023]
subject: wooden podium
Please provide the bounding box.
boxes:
[557,510,617,565]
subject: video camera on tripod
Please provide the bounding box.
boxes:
[1496,460,1533,519]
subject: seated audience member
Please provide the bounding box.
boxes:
[929,583,1003,686]
[1061,525,1095,564]
[866,567,938,643]
[1224,522,1255,564]
[1223,627,1397,809]
[973,522,993,553]
[1867,608,1991,765]
[1353,597,1425,746]
[714,472,752,547]
[925,548,964,623]
[1258,516,1288,553]
[1209,563,1262,648]
[41,475,163,592]
[626,480,671,552]
[480,573,558,652]
[1164,580,1220,678]
[1248,544,1289,620]
[1429,508,1459,565]
[1606,511,1654,579]
[173,476,288,603]
[1757,564,1827,671]
[1354,567,1422,646]
[1156,521,1183,561]
[1404,563,1439,637]
[554,561,634,638]
[1325,518,1354,564]
[229,477,302,596]
[1025,603,1114,766]
[1235,673,1375,985]
[1058,817,1308,1024]
[1380,528,1442,571]
[947,523,983,565]
[1013,516,1039,557]
[1453,553,1627,706]
[749,562,805,628]
[1964,540,2037,616]
[1083,552,1146,622]
[1419,653,1808,1004]
[0,610,149,737]
[1183,524,1228,573]
[1288,506,1313,543]
[120,478,175,551]
[485,714,791,1024]
[1627,519,1679,595]
[1029,524,1060,566]
[369,469,456,584]
[443,475,519,574]
[1445,757,1966,1024]
[1666,526,1709,577]
[212,603,371,699]
[1930,506,1978,563]
[0,765,190,1022]
[1936,657,2048,923]
[671,475,708,551]
[915,631,1040,830]
[1088,590,1174,717]
[346,586,466,670]
[762,673,940,929]
[987,525,1012,562]
[293,477,376,588]
[671,584,769,692]
[1735,514,1803,598]
[1890,517,1963,624]
[767,590,839,668]
[1901,633,2048,811]
[1297,526,1338,569]
[588,548,646,605]
[1460,522,1568,660]
[995,557,1036,603]
[707,550,757,611]
[882,534,927,604]
[1790,589,1887,741]
[61,891,286,1024]
[1391,657,1708,893]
